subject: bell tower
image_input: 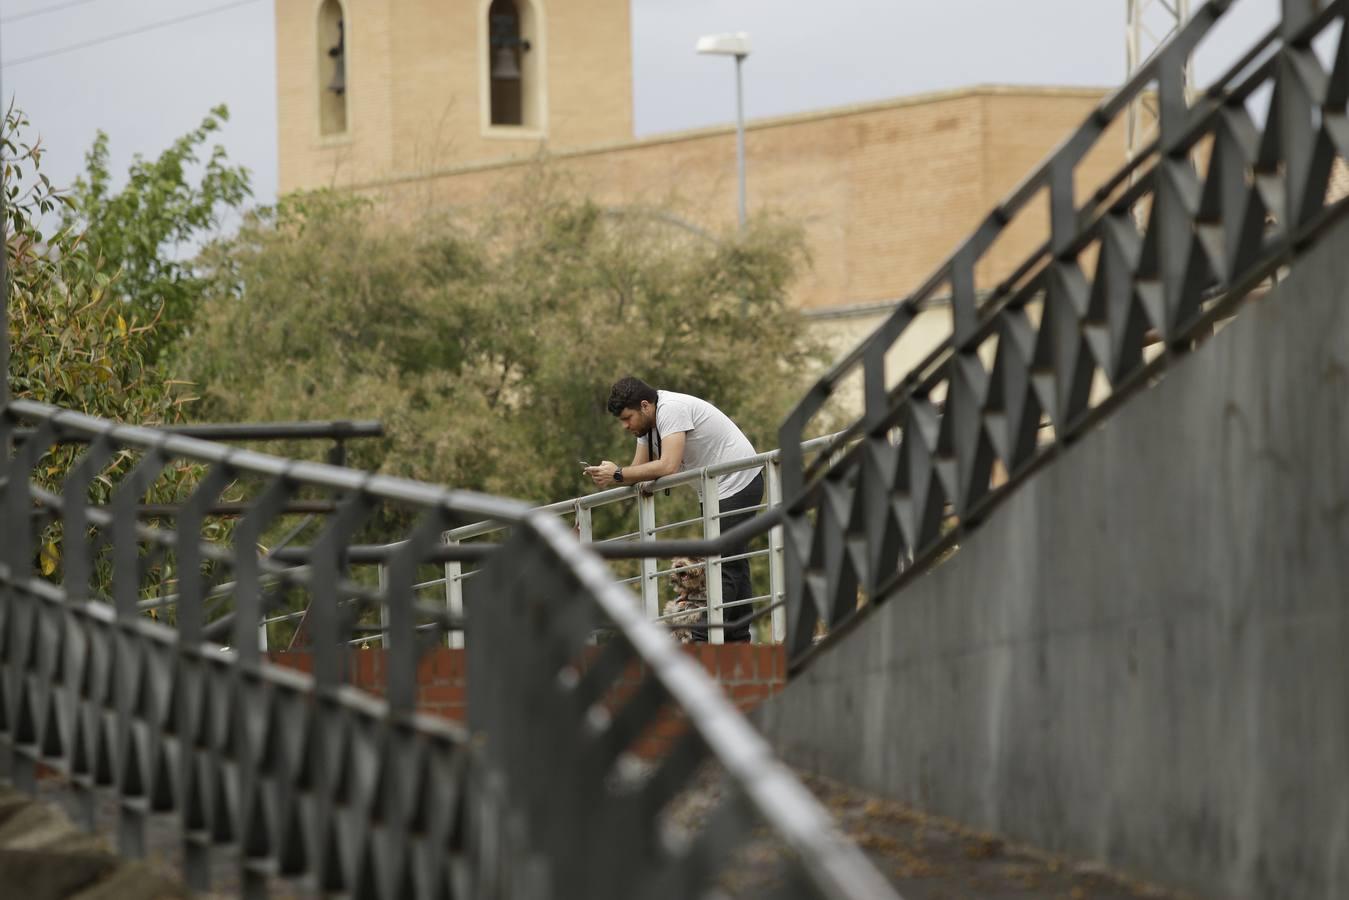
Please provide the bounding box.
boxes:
[274,0,634,194]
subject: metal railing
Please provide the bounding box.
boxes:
[417,434,842,648]
[6,5,1336,895]
[776,0,1349,669]
[0,400,897,899]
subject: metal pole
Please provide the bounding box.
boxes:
[637,491,660,620]
[766,459,786,643]
[703,471,724,644]
[735,53,747,230]
[1124,0,1192,166]
[1125,0,1140,164]
[574,503,593,543]
[445,537,465,649]
[377,562,391,649]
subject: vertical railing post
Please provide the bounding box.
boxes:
[1281,0,1317,39]
[574,503,600,644]
[766,458,786,643]
[703,470,724,644]
[574,500,593,542]
[0,422,53,792]
[172,461,229,894]
[377,562,390,648]
[110,448,170,861]
[637,489,659,619]
[444,534,465,649]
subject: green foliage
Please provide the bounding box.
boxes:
[5,102,212,588]
[62,104,251,361]
[5,101,189,426]
[182,174,825,510]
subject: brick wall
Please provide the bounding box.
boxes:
[275,8,1128,314]
[269,644,784,758]
[275,0,634,196]
[279,85,1124,313]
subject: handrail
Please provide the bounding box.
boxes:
[437,432,844,645]
[777,3,1243,489]
[0,399,897,898]
[12,418,385,444]
[271,509,786,563]
[774,0,1349,667]
[445,431,840,543]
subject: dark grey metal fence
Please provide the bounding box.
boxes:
[777,0,1349,669]
[8,1,1339,894]
[0,400,896,898]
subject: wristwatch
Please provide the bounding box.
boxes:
[613,467,624,483]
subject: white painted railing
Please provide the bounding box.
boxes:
[368,433,841,648]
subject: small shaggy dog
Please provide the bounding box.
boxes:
[664,556,707,643]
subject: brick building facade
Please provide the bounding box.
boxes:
[276,2,1127,315]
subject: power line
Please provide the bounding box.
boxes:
[2,0,264,69]
[2,0,107,26]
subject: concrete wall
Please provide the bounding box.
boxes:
[756,214,1349,899]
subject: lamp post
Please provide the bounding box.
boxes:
[696,32,751,230]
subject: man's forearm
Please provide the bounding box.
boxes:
[620,458,678,482]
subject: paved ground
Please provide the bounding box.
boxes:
[35,776,297,900]
[0,782,187,900]
[668,766,1200,899]
[795,772,1197,899]
[24,766,1200,899]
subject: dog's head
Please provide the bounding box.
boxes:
[669,556,707,595]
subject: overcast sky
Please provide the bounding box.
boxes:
[0,0,1282,213]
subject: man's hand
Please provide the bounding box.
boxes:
[585,460,619,488]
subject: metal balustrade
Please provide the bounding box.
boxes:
[5,3,1338,895]
[433,434,841,648]
[0,400,896,898]
[776,0,1349,670]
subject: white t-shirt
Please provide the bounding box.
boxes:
[638,390,760,499]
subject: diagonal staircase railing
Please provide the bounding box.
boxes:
[0,401,897,898]
[777,0,1349,668]
[9,1,1344,893]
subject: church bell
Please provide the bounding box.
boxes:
[327,19,346,94]
[491,45,521,80]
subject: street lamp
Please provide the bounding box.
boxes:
[696,31,751,230]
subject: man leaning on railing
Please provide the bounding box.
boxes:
[585,376,762,642]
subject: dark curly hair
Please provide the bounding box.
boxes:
[606,376,659,416]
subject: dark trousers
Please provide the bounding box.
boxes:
[694,471,764,643]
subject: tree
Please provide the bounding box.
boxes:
[181,174,825,510]
[5,102,187,425]
[5,102,209,587]
[62,104,251,362]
